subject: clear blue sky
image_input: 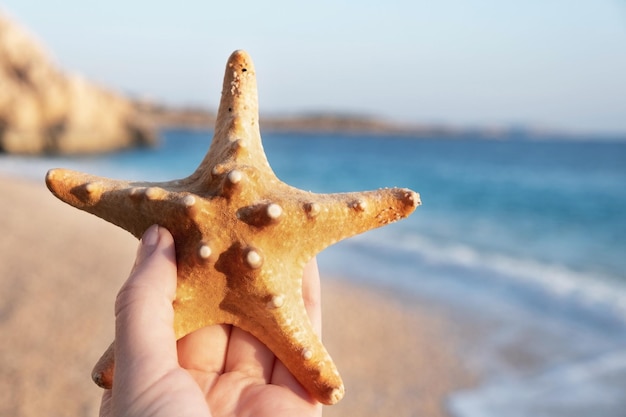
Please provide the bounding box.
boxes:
[3,0,626,134]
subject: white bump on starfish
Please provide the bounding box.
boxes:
[198,244,212,259]
[233,138,248,151]
[304,202,321,217]
[350,199,367,211]
[145,187,161,200]
[245,248,263,269]
[84,182,101,195]
[302,348,314,360]
[236,203,283,226]
[266,203,283,220]
[267,294,285,309]
[182,195,196,207]
[405,190,421,206]
[227,169,243,184]
[230,70,241,95]
[211,164,226,176]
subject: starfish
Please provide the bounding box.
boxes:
[45,50,420,405]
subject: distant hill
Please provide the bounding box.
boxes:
[133,100,568,140]
[0,12,155,154]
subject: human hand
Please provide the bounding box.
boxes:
[99,225,323,417]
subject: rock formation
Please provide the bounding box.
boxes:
[0,12,156,154]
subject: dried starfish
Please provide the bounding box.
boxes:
[45,50,420,405]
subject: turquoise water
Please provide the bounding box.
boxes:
[3,129,626,416]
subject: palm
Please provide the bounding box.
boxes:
[180,324,322,417]
[101,324,322,417]
[202,368,320,417]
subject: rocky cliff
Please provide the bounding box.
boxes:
[0,12,156,154]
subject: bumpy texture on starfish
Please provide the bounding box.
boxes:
[45,50,420,405]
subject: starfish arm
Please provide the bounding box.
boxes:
[236,294,345,405]
[213,254,345,404]
[45,168,191,239]
[195,50,274,180]
[299,187,420,255]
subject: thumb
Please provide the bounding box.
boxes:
[113,225,178,393]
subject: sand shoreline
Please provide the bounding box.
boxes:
[0,174,473,417]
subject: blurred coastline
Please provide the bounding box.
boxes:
[133,99,602,141]
[2,130,626,416]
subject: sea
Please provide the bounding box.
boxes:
[2,129,626,417]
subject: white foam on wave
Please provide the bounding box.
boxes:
[350,229,626,323]
[339,230,626,417]
[449,349,626,417]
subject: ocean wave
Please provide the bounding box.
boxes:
[347,230,626,323]
[450,348,626,417]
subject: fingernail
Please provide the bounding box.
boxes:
[136,225,160,264]
[142,224,160,248]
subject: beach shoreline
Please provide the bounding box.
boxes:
[0,174,474,417]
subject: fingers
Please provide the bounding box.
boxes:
[301,257,322,335]
[113,225,178,393]
[177,323,231,389]
[177,321,277,392]
[99,390,112,417]
[223,326,275,381]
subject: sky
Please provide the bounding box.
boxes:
[2,0,626,134]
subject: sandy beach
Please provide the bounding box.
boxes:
[0,175,473,417]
